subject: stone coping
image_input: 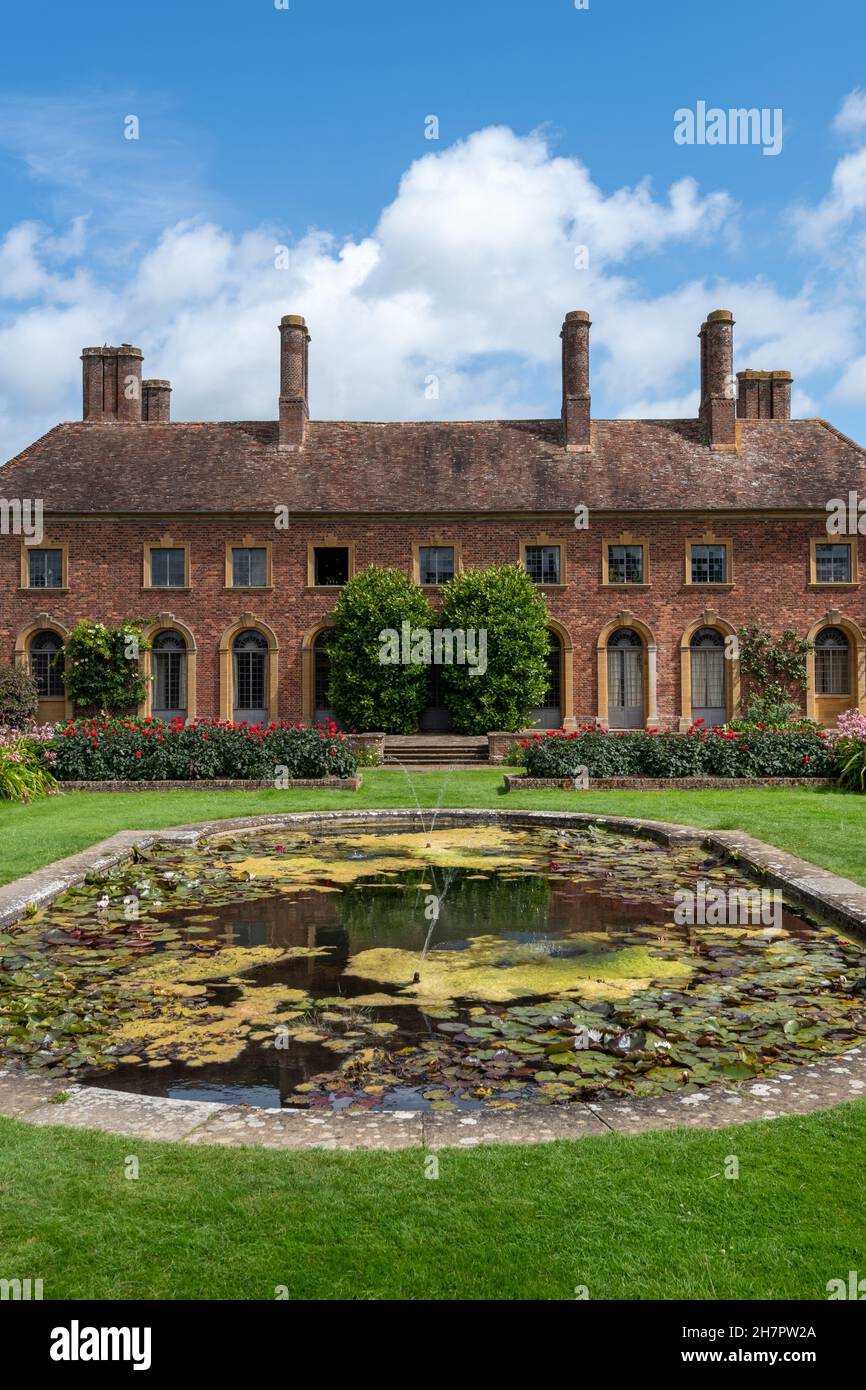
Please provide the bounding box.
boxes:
[58,776,362,793]
[504,774,835,792]
[2,806,866,1148]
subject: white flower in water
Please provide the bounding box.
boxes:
[96,895,110,911]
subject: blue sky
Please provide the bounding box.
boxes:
[2,0,866,461]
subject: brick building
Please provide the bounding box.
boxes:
[1,308,865,732]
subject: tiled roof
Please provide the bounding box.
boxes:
[2,416,864,514]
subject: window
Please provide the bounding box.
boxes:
[815,542,852,584]
[815,627,850,697]
[313,547,350,587]
[30,631,64,698]
[607,544,644,585]
[314,628,334,720]
[232,547,268,588]
[149,547,186,588]
[525,544,561,585]
[232,630,269,722]
[152,630,187,720]
[27,549,63,589]
[418,546,454,586]
[690,543,727,585]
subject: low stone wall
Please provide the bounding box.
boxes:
[58,776,363,793]
[348,732,385,761]
[504,774,835,792]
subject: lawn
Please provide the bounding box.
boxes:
[1,772,865,1302]
[1,770,865,886]
[1,1103,864,1301]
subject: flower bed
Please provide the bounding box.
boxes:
[518,722,836,780]
[0,723,58,802]
[50,717,357,782]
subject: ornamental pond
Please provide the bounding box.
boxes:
[3,820,866,1113]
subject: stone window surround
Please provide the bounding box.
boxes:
[19,540,69,592]
[143,535,191,591]
[224,536,274,590]
[601,533,650,588]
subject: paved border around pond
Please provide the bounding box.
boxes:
[3,806,866,1149]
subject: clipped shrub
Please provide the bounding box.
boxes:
[62,620,151,715]
[329,566,435,733]
[51,717,357,782]
[439,564,550,734]
[520,724,834,780]
[0,661,39,729]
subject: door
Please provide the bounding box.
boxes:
[233,630,269,725]
[814,626,852,725]
[152,630,187,722]
[690,627,726,728]
[531,630,562,728]
[29,630,65,723]
[607,628,644,728]
[419,664,452,731]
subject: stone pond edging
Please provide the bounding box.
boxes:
[2,807,866,1149]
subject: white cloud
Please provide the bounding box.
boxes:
[0,120,860,462]
[834,89,866,137]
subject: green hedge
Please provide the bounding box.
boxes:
[520,725,835,779]
[51,718,357,781]
[439,564,550,733]
[328,566,435,733]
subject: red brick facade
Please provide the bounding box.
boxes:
[2,309,865,731]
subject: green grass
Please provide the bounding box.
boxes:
[1,1104,863,1300]
[2,770,865,886]
[2,772,864,1301]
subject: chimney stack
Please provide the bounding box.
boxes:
[561,311,592,450]
[142,379,172,423]
[736,370,792,421]
[81,344,143,422]
[699,310,736,448]
[278,314,310,449]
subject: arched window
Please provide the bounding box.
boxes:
[607,628,644,728]
[30,631,64,699]
[233,629,269,725]
[152,630,187,722]
[690,627,726,727]
[815,627,850,697]
[313,628,335,723]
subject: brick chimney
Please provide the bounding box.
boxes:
[278,314,310,449]
[81,344,143,422]
[699,310,736,449]
[561,310,591,450]
[142,379,172,423]
[736,370,792,420]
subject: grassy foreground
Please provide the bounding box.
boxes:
[1,1103,864,1301]
[1,772,864,1301]
[1,770,865,886]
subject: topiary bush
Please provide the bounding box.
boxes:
[328,566,435,733]
[62,620,151,715]
[0,661,39,729]
[51,717,357,781]
[520,724,834,779]
[439,564,550,734]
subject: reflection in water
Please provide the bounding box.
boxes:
[76,825,866,1112]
